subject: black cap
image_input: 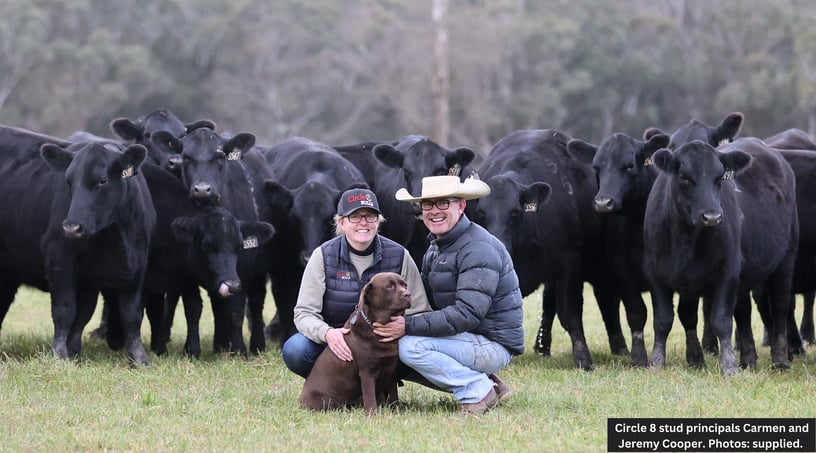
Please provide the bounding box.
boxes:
[337,188,380,216]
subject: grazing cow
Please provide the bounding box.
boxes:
[643,139,798,374]
[259,137,368,345]
[332,137,476,264]
[110,108,216,173]
[150,128,271,354]
[567,132,671,367]
[0,126,156,365]
[471,129,626,370]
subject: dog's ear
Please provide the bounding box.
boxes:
[359,280,374,308]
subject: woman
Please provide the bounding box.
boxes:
[281,188,430,378]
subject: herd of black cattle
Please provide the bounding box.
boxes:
[0,109,813,375]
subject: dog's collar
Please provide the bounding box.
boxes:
[351,305,372,327]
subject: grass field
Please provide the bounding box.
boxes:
[0,285,814,452]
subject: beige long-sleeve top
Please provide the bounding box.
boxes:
[293,245,431,344]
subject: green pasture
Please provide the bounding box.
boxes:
[0,286,814,452]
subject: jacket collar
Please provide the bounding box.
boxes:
[428,214,471,247]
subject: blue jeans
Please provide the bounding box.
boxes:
[281,333,326,378]
[399,332,512,403]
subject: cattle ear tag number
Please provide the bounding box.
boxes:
[121,166,134,179]
[448,164,461,176]
[718,139,730,146]
[243,236,259,249]
[722,170,735,180]
[643,157,654,166]
[524,202,537,212]
[227,150,242,161]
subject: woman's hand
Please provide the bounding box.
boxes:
[325,327,353,361]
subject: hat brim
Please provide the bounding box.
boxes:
[395,179,491,203]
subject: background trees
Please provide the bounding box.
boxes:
[0,0,813,159]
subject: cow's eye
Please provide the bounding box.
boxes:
[679,176,693,188]
[625,163,636,173]
[98,176,109,186]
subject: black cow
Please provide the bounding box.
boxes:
[110,108,216,173]
[654,114,811,356]
[567,132,671,367]
[643,139,798,374]
[0,125,156,365]
[150,128,271,354]
[260,137,368,345]
[765,128,816,151]
[89,109,215,342]
[135,163,274,358]
[471,129,626,370]
[368,136,476,264]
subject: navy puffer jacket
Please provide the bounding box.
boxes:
[405,215,524,355]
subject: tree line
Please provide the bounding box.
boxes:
[1,0,814,162]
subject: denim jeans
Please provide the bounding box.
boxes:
[281,333,326,378]
[399,332,512,403]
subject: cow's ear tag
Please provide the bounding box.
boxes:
[643,157,654,166]
[718,138,730,147]
[121,166,134,179]
[228,150,242,161]
[448,164,461,176]
[243,236,259,249]
[524,202,537,212]
[722,170,735,180]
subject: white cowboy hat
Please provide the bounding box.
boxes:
[395,175,490,202]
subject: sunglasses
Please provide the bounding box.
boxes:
[419,198,460,211]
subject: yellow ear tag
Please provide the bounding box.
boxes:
[121,166,134,179]
[228,150,242,161]
[448,164,461,176]
[524,202,537,212]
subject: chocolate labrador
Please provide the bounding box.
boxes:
[300,272,412,415]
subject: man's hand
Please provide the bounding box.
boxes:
[325,327,352,361]
[372,315,406,343]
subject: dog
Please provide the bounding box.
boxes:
[300,272,412,415]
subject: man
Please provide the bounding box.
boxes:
[374,175,524,415]
[282,188,430,378]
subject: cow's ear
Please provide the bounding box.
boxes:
[41,143,74,172]
[239,221,276,248]
[373,143,404,168]
[445,147,476,169]
[713,112,744,145]
[719,150,752,175]
[151,131,182,154]
[225,132,256,158]
[641,133,670,165]
[185,119,216,133]
[110,117,143,141]
[566,139,596,165]
[119,144,148,177]
[652,149,676,173]
[519,182,552,212]
[263,180,294,212]
[170,217,196,244]
[643,127,666,141]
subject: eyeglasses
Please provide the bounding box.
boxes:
[346,212,379,223]
[419,198,460,211]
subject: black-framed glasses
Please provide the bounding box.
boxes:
[419,198,460,211]
[346,212,379,223]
